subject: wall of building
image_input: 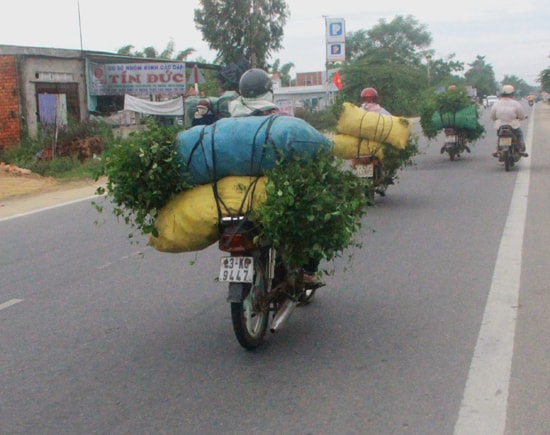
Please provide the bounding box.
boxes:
[296,71,325,87]
[0,55,22,150]
[19,56,87,137]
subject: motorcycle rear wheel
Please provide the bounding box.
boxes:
[449,148,456,161]
[230,259,270,350]
[503,151,511,172]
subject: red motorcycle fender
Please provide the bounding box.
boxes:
[227,282,246,302]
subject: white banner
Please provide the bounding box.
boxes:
[124,94,184,116]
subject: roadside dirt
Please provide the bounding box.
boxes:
[0,165,105,218]
[0,168,58,199]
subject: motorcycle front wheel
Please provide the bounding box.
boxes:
[230,258,270,350]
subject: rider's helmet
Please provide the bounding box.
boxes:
[238,68,273,98]
[196,99,211,110]
[360,87,378,103]
[501,84,515,96]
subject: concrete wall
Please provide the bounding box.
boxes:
[19,56,87,137]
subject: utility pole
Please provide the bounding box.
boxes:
[77,0,84,50]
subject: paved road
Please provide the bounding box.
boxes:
[1,102,548,434]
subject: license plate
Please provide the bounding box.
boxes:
[499,137,512,146]
[219,256,254,283]
[354,163,374,178]
[445,135,457,143]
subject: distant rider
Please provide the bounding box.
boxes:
[192,99,218,126]
[359,87,391,115]
[490,84,527,157]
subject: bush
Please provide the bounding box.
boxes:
[252,150,368,269]
[302,108,338,132]
[93,120,190,238]
[0,119,115,178]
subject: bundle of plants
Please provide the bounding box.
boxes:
[380,135,421,182]
[93,121,190,238]
[251,149,369,270]
[419,88,485,143]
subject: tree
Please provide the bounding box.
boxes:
[539,67,550,93]
[426,53,464,87]
[194,0,289,69]
[116,40,196,61]
[339,15,434,116]
[175,48,197,61]
[500,75,531,98]
[271,59,294,86]
[464,55,497,98]
[365,15,432,65]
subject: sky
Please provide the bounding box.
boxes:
[0,0,548,85]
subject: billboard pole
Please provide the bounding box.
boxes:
[323,16,329,105]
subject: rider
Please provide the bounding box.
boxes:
[192,99,218,126]
[231,68,324,288]
[360,87,391,115]
[490,84,527,157]
[229,68,279,117]
[354,87,392,192]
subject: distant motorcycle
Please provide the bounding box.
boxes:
[493,124,527,172]
[440,127,470,161]
[352,155,394,205]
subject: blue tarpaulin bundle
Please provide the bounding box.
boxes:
[176,114,333,185]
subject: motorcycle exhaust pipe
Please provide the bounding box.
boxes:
[270,298,298,333]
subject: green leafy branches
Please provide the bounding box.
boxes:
[383,134,421,180]
[252,150,368,269]
[419,87,485,143]
[93,121,190,238]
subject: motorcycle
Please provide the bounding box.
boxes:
[440,127,470,161]
[528,99,534,107]
[351,155,393,205]
[218,215,317,350]
[493,124,527,172]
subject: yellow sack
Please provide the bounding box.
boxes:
[149,176,267,253]
[332,134,384,160]
[336,102,412,150]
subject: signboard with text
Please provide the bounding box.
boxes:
[325,18,346,62]
[89,62,186,96]
[327,42,346,62]
[325,18,346,43]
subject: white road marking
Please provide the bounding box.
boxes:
[454,112,534,434]
[0,195,98,222]
[0,299,24,310]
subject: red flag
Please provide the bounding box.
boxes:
[333,71,343,90]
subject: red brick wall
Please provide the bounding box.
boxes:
[296,71,324,87]
[0,55,21,150]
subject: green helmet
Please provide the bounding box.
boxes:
[238,68,273,98]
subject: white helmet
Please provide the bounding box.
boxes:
[501,84,515,96]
